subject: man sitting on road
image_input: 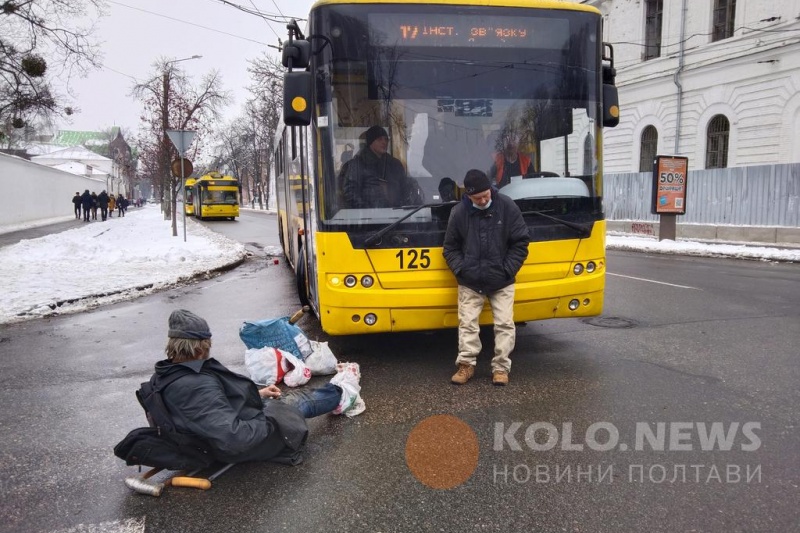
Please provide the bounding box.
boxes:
[155,309,357,465]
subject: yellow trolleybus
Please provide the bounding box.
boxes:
[276,0,620,335]
[184,177,197,216]
[192,172,241,220]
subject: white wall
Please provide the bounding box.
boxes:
[591,0,800,172]
[0,153,107,227]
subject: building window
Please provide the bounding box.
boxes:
[712,0,736,42]
[706,115,730,169]
[639,126,658,172]
[643,0,663,60]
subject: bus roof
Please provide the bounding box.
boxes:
[197,172,236,181]
[310,0,600,15]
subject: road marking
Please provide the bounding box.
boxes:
[51,517,145,533]
[608,273,702,290]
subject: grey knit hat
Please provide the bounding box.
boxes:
[168,309,212,339]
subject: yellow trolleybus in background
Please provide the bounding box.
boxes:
[184,177,197,216]
[192,172,241,220]
[277,0,620,335]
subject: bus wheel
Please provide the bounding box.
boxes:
[296,245,311,308]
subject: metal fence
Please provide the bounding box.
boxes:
[603,163,800,227]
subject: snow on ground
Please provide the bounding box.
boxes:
[0,205,246,325]
[0,207,796,326]
[607,234,800,262]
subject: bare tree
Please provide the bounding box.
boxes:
[240,53,283,210]
[132,59,229,236]
[0,0,104,145]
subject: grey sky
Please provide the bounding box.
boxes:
[57,0,315,134]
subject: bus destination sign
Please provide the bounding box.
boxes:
[368,14,569,49]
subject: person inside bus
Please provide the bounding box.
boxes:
[488,132,535,189]
[340,143,354,164]
[341,126,422,208]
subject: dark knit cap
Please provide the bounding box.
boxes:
[365,125,389,146]
[168,309,212,339]
[463,169,491,195]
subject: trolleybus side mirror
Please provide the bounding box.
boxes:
[603,80,619,128]
[602,43,620,128]
[282,40,311,69]
[283,71,313,126]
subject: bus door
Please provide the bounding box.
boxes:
[298,126,319,309]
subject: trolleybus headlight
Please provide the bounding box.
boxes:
[364,313,377,326]
[586,261,596,273]
[351,314,360,322]
[361,275,374,288]
[568,299,580,311]
[583,298,590,306]
[344,275,357,288]
[573,263,584,275]
[331,277,340,286]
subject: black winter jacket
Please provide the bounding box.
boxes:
[80,191,93,209]
[157,358,309,465]
[341,147,420,208]
[443,190,530,294]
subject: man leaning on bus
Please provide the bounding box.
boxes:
[341,126,421,208]
[443,169,529,386]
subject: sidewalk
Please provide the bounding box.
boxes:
[0,206,246,325]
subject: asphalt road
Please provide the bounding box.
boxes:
[0,212,797,533]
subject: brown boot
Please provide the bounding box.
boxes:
[492,371,509,386]
[451,363,475,385]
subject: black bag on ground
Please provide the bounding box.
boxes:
[113,368,214,470]
[114,427,213,470]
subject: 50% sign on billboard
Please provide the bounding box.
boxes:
[651,156,688,215]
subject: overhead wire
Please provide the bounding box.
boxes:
[107,0,272,45]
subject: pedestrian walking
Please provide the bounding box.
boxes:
[72,192,82,219]
[97,190,109,221]
[90,192,98,220]
[108,194,116,217]
[117,194,128,217]
[80,190,93,222]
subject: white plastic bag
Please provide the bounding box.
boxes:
[244,347,286,386]
[330,362,366,417]
[305,341,338,375]
[281,351,312,388]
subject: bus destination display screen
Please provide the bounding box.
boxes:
[367,13,570,49]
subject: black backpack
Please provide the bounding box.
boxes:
[114,369,214,471]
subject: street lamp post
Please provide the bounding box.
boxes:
[163,55,201,236]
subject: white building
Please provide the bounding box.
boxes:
[579,0,800,172]
[30,145,125,194]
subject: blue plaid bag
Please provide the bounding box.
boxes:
[239,316,311,360]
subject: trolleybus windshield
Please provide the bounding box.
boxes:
[311,4,604,240]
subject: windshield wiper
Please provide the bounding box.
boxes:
[363,201,456,246]
[521,209,592,238]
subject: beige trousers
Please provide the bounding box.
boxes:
[456,284,516,373]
